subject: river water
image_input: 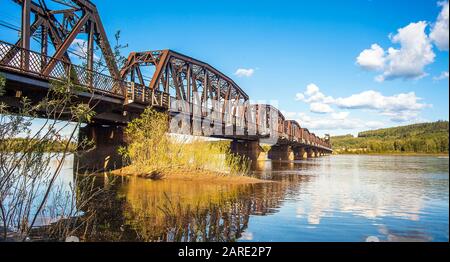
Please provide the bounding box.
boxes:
[65,155,448,242]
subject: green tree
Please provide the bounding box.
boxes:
[332,121,449,154]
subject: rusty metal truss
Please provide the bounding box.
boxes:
[121,50,249,105]
[0,0,332,150]
[5,0,119,78]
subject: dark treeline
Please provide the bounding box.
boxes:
[0,137,77,153]
[332,121,449,154]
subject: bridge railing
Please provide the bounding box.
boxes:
[0,40,126,98]
[126,82,170,108]
[169,100,264,134]
[168,99,293,140]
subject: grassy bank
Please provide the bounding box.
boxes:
[115,108,264,184]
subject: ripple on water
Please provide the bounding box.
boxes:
[51,155,449,242]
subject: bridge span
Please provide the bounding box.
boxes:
[0,0,332,170]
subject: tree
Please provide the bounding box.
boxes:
[0,75,101,241]
[332,121,449,154]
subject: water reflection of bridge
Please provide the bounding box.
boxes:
[65,155,448,242]
[81,162,311,242]
[0,0,332,171]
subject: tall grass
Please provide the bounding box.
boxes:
[119,108,250,177]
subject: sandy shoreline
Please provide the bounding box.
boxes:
[110,166,271,185]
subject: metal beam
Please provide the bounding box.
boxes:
[92,13,120,79]
[186,63,191,103]
[87,20,95,72]
[135,66,145,86]
[41,23,48,70]
[42,13,90,76]
[21,0,31,70]
[13,0,121,80]
[148,50,170,91]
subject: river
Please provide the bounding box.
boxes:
[59,154,449,242]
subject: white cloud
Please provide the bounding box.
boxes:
[381,110,422,123]
[234,68,255,77]
[305,83,320,96]
[430,1,449,51]
[71,39,88,54]
[295,93,305,101]
[295,83,430,122]
[382,21,435,81]
[357,22,436,82]
[433,71,449,80]
[335,90,430,122]
[306,92,335,104]
[297,83,335,104]
[295,112,384,131]
[70,38,100,61]
[331,112,350,120]
[357,2,450,82]
[296,112,312,123]
[356,44,386,71]
[310,103,334,114]
[335,91,427,111]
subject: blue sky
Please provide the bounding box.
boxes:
[102,0,449,136]
[0,0,448,136]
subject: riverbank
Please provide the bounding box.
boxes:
[111,166,270,185]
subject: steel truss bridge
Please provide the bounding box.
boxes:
[0,0,332,170]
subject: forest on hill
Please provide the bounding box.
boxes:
[0,138,77,153]
[332,121,449,154]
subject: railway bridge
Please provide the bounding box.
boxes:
[0,0,332,170]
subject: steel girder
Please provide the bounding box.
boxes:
[1,0,331,150]
[285,120,302,142]
[120,51,330,149]
[252,104,285,135]
[8,0,120,79]
[121,50,251,129]
[121,50,249,102]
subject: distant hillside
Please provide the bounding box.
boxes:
[332,121,449,154]
[0,138,77,153]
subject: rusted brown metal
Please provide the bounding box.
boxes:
[121,50,249,101]
[20,0,31,70]
[0,0,332,152]
[12,0,120,80]
[43,13,90,75]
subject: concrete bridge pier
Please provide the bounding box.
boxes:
[268,145,292,161]
[306,148,316,158]
[75,124,126,172]
[230,140,262,161]
[292,147,306,160]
